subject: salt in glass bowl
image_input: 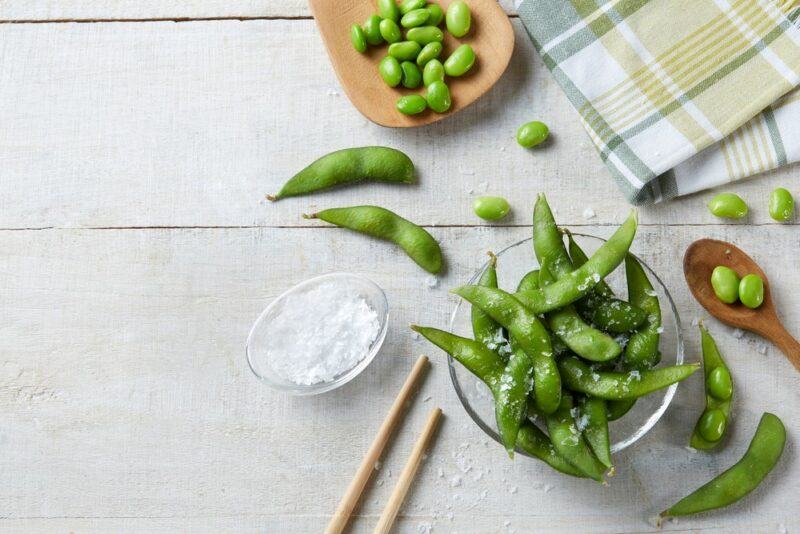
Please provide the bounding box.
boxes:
[246,272,389,396]
[448,233,684,454]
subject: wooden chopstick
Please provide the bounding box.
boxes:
[373,407,442,534]
[325,355,430,534]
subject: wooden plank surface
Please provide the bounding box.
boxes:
[1,7,799,534]
[1,19,797,230]
[0,225,797,533]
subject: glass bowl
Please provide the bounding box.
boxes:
[246,272,389,396]
[448,234,684,454]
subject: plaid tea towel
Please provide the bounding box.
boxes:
[517,0,800,204]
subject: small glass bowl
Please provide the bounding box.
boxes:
[448,234,684,455]
[246,272,389,396]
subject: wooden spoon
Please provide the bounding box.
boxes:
[309,0,515,128]
[683,238,800,372]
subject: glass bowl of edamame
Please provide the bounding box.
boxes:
[447,233,684,455]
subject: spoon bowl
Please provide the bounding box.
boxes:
[683,238,800,372]
[309,0,515,127]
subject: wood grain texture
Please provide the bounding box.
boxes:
[1,19,798,230]
[0,1,519,21]
[309,0,514,127]
[0,225,798,533]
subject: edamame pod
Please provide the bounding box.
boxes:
[579,396,612,469]
[516,422,587,478]
[661,413,785,519]
[515,211,638,313]
[495,344,534,456]
[690,324,734,449]
[558,356,699,400]
[622,254,661,370]
[406,26,444,45]
[451,285,561,415]
[471,253,503,349]
[269,146,414,200]
[545,394,607,482]
[305,206,442,273]
[443,44,476,76]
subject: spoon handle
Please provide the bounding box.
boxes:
[769,322,800,372]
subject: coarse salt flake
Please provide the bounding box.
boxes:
[262,281,380,385]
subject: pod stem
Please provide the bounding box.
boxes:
[301,213,318,220]
[487,251,497,268]
[266,194,278,202]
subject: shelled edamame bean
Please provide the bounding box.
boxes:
[769,187,794,221]
[473,196,510,221]
[710,265,740,304]
[517,121,549,148]
[739,273,764,309]
[708,193,748,219]
[348,0,478,115]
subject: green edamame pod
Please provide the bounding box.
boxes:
[305,206,442,274]
[426,3,444,26]
[378,0,401,22]
[416,41,442,66]
[406,26,444,45]
[690,324,734,449]
[269,146,414,200]
[400,8,430,28]
[623,254,661,370]
[517,269,540,292]
[558,356,699,400]
[422,59,445,86]
[515,211,638,313]
[605,399,635,422]
[410,325,505,389]
[495,343,534,456]
[350,24,367,53]
[363,14,384,46]
[445,0,471,37]
[516,421,587,478]
[400,61,422,88]
[399,0,426,15]
[567,233,613,298]
[379,55,403,87]
[388,41,422,61]
[471,253,503,349]
[443,44,476,77]
[396,95,427,115]
[545,394,606,482]
[451,285,561,415]
[661,413,785,519]
[379,18,403,44]
[579,396,612,469]
[426,80,451,113]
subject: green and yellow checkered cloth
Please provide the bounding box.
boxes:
[518,0,800,204]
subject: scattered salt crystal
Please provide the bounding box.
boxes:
[473,470,483,481]
[412,332,421,340]
[543,484,553,493]
[758,344,768,355]
[460,168,476,176]
[438,467,444,478]
[261,281,380,385]
[376,479,384,486]
[582,207,596,220]
[450,476,462,487]
[374,461,382,471]
[509,486,518,494]
[685,446,697,453]
[477,181,489,192]
[326,88,339,96]
[732,328,745,339]
[447,512,454,521]
[691,317,700,327]
[467,187,475,195]
[499,146,506,152]
[504,520,511,527]
[416,522,432,534]
[778,523,787,533]
[725,249,732,255]
[423,395,432,402]
[425,276,439,289]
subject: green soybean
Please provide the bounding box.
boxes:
[304,206,442,273]
[406,25,444,45]
[558,356,699,401]
[473,196,510,221]
[400,61,422,88]
[379,18,403,44]
[662,413,785,519]
[426,3,444,26]
[350,24,367,53]
[401,8,430,28]
[711,265,740,304]
[769,187,794,221]
[446,0,472,37]
[422,59,445,85]
[363,15,384,45]
[378,0,401,21]
[416,42,442,66]
[388,40,422,61]
[399,0,426,15]
[690,324,734,449]
[517,121,550,148]
[444,44,476,76]
[269,146,414,200]
[739,273,764,308]
[379,55,403,87]
[708,193,748,219]
[426,80,451,113]
[396,94,427,115]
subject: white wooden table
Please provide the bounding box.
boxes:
[1,3,798,533]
